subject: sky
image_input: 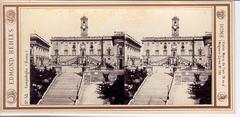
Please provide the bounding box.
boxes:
[20,6,212,43]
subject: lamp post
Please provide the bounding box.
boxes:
[101,37,104,66]
[192,37,198,69]
[164,57,177,104]
[80,44,86,72]
[73,44,86,104]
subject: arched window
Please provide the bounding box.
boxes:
[189,49,193,55]
[181,45,185,49]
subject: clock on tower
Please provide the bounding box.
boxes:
[172,16,179,37]
[80,16,88,37]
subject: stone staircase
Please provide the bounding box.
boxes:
[177,56,192,65]
[87,56,115,70]
[64,56,81,65]
[151,57,169,66]
[151,56,193,66]
[62,55,114,69]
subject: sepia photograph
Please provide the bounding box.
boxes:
[25,6,212,105]
[1,1,233,114]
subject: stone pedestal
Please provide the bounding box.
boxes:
[100,66,107,70]
[145,66,153,73]
[54,66,62,74]
[83,73,91,85]
[191,64,198,71]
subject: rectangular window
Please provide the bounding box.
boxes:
[181,50,185,55]
[146,50,150,56]
[155,50,159,55]
[90,49,94,55]
[72,50,76,55]
[64,50,68,55]
[146,42,149,46]
[98,49,101,55]
[163,50,167,55]
[189,49,193,55]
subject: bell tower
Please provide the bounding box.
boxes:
[80,16,88,37]
[172,16,179,37]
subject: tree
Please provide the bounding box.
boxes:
[189,75,212,104]
[108,75,124,104]
[98,68,148,104]
[198,75,212,104]
[30,63,57,104]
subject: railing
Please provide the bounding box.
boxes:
[151,56,169,65]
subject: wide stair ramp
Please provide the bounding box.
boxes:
[63,56,81,65]
[151,56,170,66]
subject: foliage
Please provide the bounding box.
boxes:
[189,75,212,104]
[124,67,147,103]
[30,63,56,104]
[97,67,148,104]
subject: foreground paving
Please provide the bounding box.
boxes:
[129,66,173,105]
[39,72,82,105]
[80,82,106,105]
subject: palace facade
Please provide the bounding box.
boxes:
[50,16,141,69]
[30,33,51,68]
[142,16,212,69]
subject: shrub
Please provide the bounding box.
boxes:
[30,63,57,104]
[97,68,147,104]
[189,75,212,104]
